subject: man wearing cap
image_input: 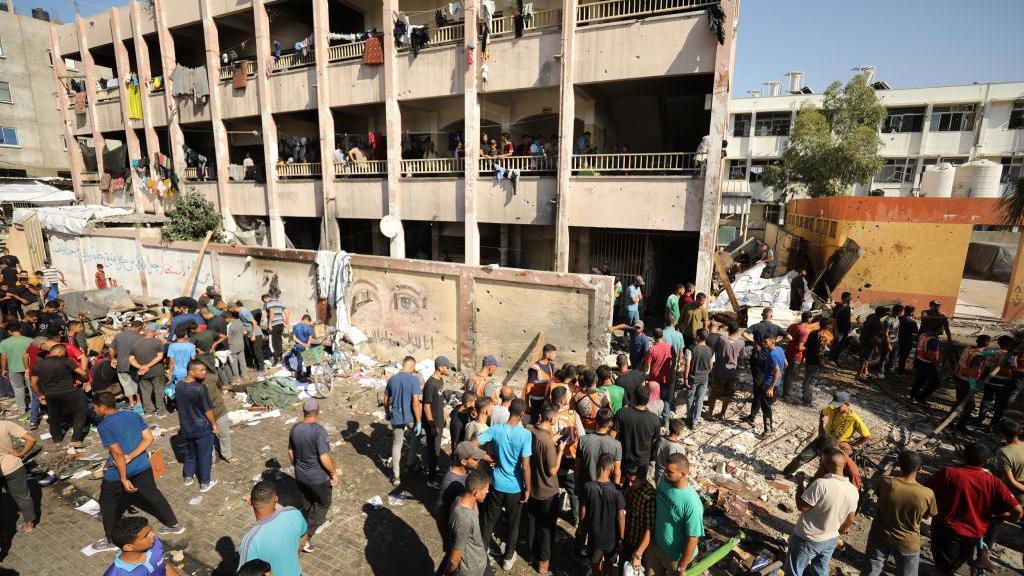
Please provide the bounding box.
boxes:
[468,355,500,401]
[920,300,952,345]
[782,391,871,478]
[423,356,452,488]
[435,441,487,554]
[625,276,645,326]
[385,356,422,487]
[288,398,338,552]
[608,321,652,373]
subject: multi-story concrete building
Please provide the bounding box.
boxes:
[0,5,77,177]
[49,0,737,306]
[721,76,1024,240]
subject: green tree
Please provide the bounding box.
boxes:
[161,190,223,242]
[762,74,886,198]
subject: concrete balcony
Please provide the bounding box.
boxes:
[93,98,124,133]
[569,175,704,231]
[927,130,976,156]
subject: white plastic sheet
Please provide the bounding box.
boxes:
[708,263,811,312]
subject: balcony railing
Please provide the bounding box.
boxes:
[335,160,388,177]
[277,162,321,179]
[95,86,119,102]
[327,40,368,63]
[219,60,256,81]
[272,50,316,73]
[571,152,700,175]
[183,167,198,180]
[479,155,557,174]
[81,172,100,183]
[398,23,465,52]
[576,0,718,24]
[401,157,465,175]
[491,9,562,36]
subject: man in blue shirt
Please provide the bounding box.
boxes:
[103,516,180,576]
[167,309,204,343]
[749,336,787,436]
[287,315,315,379]
[384,356,422,487]
[94,393,183,550]
[239,481,307,576]
[625,276,644,326]
[175,360,219,492]
[473,398,533,571]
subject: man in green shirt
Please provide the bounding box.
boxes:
[0,325,34,414]
[680,294,709,347]
[596,365,625,413]
[634,452,704,575]
[665,284,684,326]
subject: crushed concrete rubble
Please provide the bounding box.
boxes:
[709,263,812,312]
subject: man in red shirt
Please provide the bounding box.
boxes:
[95,264,108,289]
[926,442,1022,575]
[642,328,676,423]
[782,311,813,403]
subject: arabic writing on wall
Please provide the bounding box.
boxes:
[50,238,213,286]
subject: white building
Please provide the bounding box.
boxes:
[720,77,1024,240]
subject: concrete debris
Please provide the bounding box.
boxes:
[60,287,137,320]
[709,263,811,312]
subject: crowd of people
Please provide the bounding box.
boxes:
[4,253,1024,576]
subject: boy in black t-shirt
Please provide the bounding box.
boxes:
[580,452,625,575]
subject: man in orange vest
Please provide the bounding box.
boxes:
[551,385,585,527]
[951,335,991,431]
[572,370,610,433]
[523,344,557,415]
[978,336,1018,431]
[911,328,942,404]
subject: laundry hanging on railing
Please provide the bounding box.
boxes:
[435,9,448,27]
[447,2,462,20]
[232,63,248,90]
[708,3,726,44]
[393,12,412,46]
[410,26,430,56]
[74,92,87,114]
[273,40,281,61]
[126,83,144,119]
[362,36,384,65]
[169,64,210,105]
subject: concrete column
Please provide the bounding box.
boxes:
[199,0,239,236]
[312,0,340,250]
[49,29,85,201]
[153,0,187,177]
[499,224,509,266]
[1003,233,1024,322]
[109,9,144,212]
[552,0,577,272]
[252,0,286,248]
[462,0,480,266]
[382,0,405,258]
[129,3,163,216]
[693,0,737,293]
[76,14,105,204]
[917,103,934,157]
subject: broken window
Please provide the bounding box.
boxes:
[1002,157,1024,183]
[733,113,751,137]
[748,159,776,183]
[881,107,925,133]
[877,158,915,183]
[727,159,747,180]
[1010,101,1024,130]
[922,157,967,169]
[753,112,791,136]
[929,104,976,132]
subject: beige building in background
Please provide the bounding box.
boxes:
[0,6,73,177]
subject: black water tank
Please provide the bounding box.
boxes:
[32,8,51,21]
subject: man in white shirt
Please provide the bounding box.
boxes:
[783,447,858,576]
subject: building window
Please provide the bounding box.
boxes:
[748,159,776,183]
[922,157,967,170]
[0,81,11,104]
[733,113,751,137]
[877,158,915,183]
[61,136,67,151]
[881,107,925,133]
[65,58,78,71]
[1002,157,1024,184]
[0,126,19,147]
[754,111,791,136]
[930,104,976,132]
[727,160,747,180]
[765,204,783,225]
[1010,101,1024,130]
[0,36,5,58]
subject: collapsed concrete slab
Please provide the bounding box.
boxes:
[59,287,137,319]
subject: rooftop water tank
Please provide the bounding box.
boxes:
[968,159,1003,198]
[921,162,955,198]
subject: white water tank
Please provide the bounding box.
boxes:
[952,160,1004,198]
[968,159,1003,198]
[921,162,955,197]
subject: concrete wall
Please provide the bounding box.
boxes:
[47,229,614,376]
[0,11,71,176]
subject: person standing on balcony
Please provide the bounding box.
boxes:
[499,133,514,157]
[242,153,255,180]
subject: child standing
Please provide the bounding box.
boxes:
[103,516,180,576]
[580,452,626,575]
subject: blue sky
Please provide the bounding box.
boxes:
[29,0,1024,92]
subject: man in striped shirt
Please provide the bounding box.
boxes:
[39,261,66,302]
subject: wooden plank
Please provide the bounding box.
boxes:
[504,331,544,388]
[21,213,47,273]
[181,230,214,296]
[713,251,741,313]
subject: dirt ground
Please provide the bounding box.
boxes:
[4,317,1024,575]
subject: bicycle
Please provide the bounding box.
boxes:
[301,331,358,398]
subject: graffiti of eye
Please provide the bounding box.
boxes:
[392,285,425,315]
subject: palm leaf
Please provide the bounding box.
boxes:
[997,177,1024,227]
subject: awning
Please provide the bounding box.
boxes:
[0,182,76,205]
[720,195,751,215]
[12,205,133,235]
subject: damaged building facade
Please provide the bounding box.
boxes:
[49,0,738,306]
